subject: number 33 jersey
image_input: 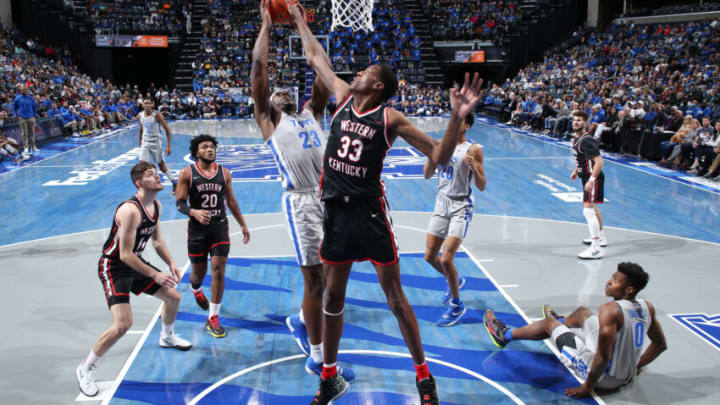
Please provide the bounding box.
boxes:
[321,96,391,200]
[268,109,327,192]
[188,162,227,222]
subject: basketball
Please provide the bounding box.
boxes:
[269,0,298,25]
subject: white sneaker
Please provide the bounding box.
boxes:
[578,246,603,260]
[76,363,99,397]
[21,152,31,160]
[32,146,39,153]
[158,332,193,351]
[582,236,607,247]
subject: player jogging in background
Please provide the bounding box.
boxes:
[76,161,191,398]
[289,3,483,404]
[570,110,607,259]
[250,0,354,382]
[423,113,486,327]
[138,99,177,194]
[484,262,667,398]
[175,135,250,338]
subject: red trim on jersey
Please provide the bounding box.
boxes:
[331,95,353,124]
[103,223,119,256]
[104,258,128,297]
[187,166,193,190]
[317,168,325,196]
[383,107,392,148]
[378,196,399,263]
[351,101,382,117]
[135,280,157,295]
[208,241,230,251]
[132,195,158,222]
[188,253,206,257]
[194,161,219,180]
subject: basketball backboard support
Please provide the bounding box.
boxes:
[289,35,330,61]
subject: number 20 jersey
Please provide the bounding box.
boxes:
[321,96,391,200]
[188,162,227,221]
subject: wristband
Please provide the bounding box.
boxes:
[589,176,596,182]
[176,199,191,216]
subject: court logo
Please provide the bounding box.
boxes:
[670,313,720,351]
[184,144,427,181]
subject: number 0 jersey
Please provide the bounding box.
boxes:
[188,162,227,222]
[321,96,391,200]
[101,195,158,259]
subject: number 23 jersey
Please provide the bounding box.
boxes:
[188,162,227,223]
[321,96,391,200]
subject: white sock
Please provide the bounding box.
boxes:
[599,229,606,240]
[583,208,600,249]
[298,309,306,325]
[161,322,174,338]
[191,285,201,293]
[84,350,100,369]
[209,302,221,317]
[310,343,323,363]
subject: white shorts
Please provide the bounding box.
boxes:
[551,315,620,390]
[140,143,164,164]
[282,191,323,266]
[427,193,474,240]
[1,144,18,156]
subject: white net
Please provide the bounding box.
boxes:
[330,0,375,32]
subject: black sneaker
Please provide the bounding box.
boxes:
[542,304,563,321]
[416,374,439,405]
[206,315,226,338]
[192,288,210,310]
[483,309,510,348]
[309,374,349,405]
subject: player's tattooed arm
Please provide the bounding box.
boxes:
[223,168,250,244]
[251,0,276,141]
[636,301,667,373]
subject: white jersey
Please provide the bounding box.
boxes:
[140,111,162,145]
[437,141,477,198]
[267,109,326,191]
[604,299,651,383]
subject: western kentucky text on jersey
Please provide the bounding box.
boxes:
[339,119,377,140]
[327,156,368,178]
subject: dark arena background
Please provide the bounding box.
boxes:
[1,0,719,404]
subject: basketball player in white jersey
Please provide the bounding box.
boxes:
[138,99,177,193]
[484,262,667,398]
[250,0,354,381]
[423,113,486,327]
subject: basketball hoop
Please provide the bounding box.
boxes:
[331,0,374,32]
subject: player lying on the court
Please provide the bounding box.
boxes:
[289,3,483,404]
[0,134,23,165]
[76,161,192,397]
[483,262,667,398]
[423,113,486,327]
[251,0,354,381]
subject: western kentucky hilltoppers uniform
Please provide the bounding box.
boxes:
[573,133,604,203]
[320,96,398,265]
[98,195,162,307]
[187,162,230,262]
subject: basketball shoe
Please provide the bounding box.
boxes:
[542,304,563,322]
[437,300,466,327]
[158,332,193,351]
[416,374,439,405]
[309,374,349,405]
[286,313,311,356]
[206,315,226,338]
[192,288,209,310]
[483,309,510,348]
[583,231,607,247]
[441,276,466,306]
[305,358,356,382]
[577,245,603,260]
[76,363,98,397]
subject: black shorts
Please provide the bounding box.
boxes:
[320,196,398,266]
[581,172,604,204]
[97,256,161,308]
[187,217,230,263]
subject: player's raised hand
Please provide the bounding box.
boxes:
[260,0,272,27]
[465,153,476,167]
[288,0,305,29]
[154,272,177,289]
[450,72,484,118]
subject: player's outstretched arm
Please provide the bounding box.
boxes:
[566,302,620,398]
[251,0,275,141]
[305,77,331,122]
[288,2,349,101]
[156,112,172,155]
[116,203,176,289]
[150,201,181,282]
[223,168,250,244]
[466,145,486,191]
[636,301,667,373]
[423,158,438,180]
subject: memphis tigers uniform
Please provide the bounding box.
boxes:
[573,133,604,203]
[267,109,326,266]
[98,195,162,307]
[319,96,398,265]
[551,299,651,389]
[186,162,230,263]
[139,111,164,163]
[428,141,477,241]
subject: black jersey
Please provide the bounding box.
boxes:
[320,96,391,200]
[102,195,158,259]
[573,133,602,177]
[188,162,227,222]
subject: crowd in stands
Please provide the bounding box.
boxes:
[621,2,720,18]
[86,0,191,35]
[422,0,520,42]
[480,19,720,180]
